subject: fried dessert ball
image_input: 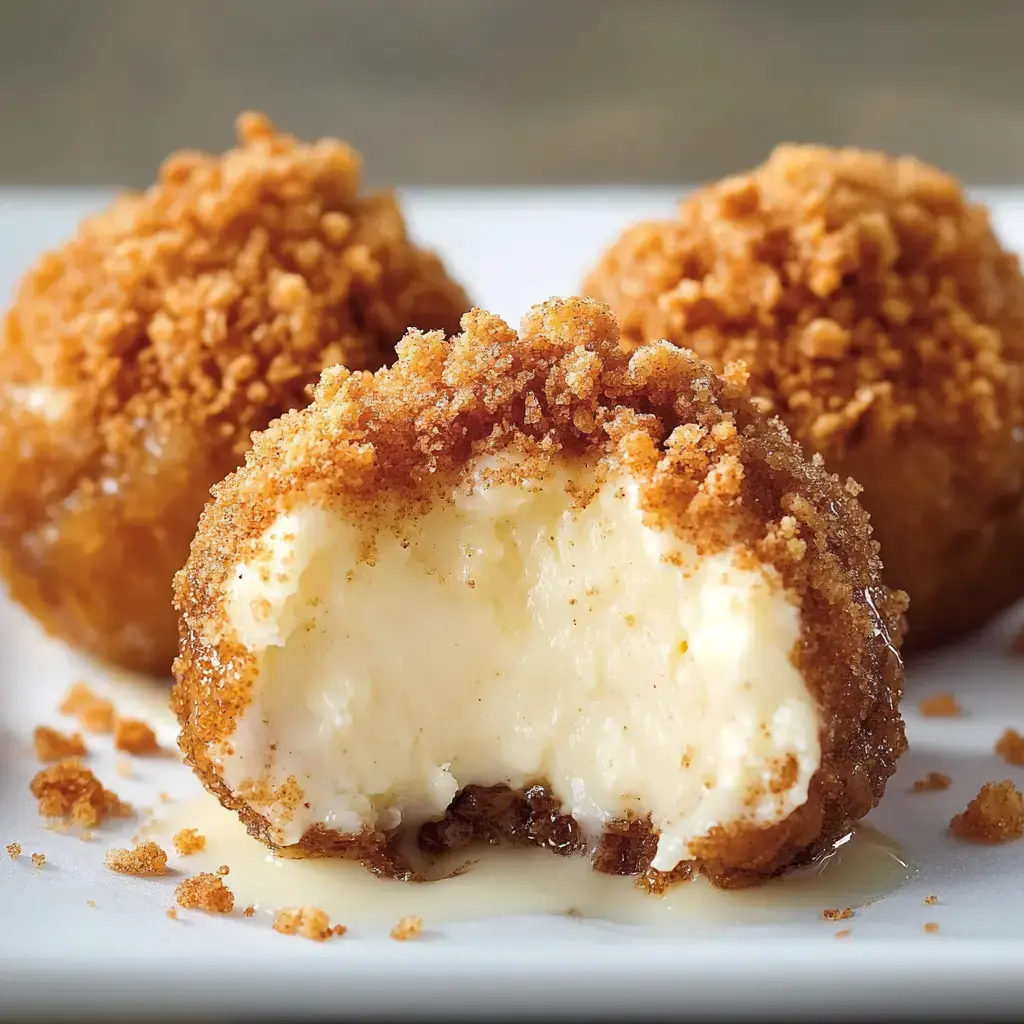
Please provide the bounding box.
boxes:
[584,145,1024,650]
[172,297,907,889]
[0,112,469,674]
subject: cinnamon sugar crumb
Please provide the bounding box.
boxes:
[924,922,940,934]
[912,772,952,793]
[273,906,347,941]
[33,725,87,762]
[105,841,169,876]
[175,873,234,913]
[30,760,132,827]
[31,853,45,868]
[114,718,159,755]
[822,907,854,921]
[835,929,852,939]
[949,781,1024,842]
[58,683,115,733]
[925,895,938,905]
[995,728,1024,766]
[243,905,256,918]
[166,907,178,920]
[87,899,96,907]
[390,915,424,940]
[6,843,21,860]
[172,828,206,855]
[918,693,962,717]
[216,864,230,876]
[79,830,94,842]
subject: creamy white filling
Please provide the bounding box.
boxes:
[220,460,820,872]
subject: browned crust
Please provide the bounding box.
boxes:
[584,145,1024,650]
[172,296,906,887]
[0,111,469,675]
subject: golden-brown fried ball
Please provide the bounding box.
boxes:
[585,145,1024,651]
[0,112,469,674]
[172,297,906,889]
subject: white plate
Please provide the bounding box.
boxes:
[2,191,1024,1021]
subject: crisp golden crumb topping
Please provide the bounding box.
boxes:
[105,841,169,876]
[949,781,1024,842]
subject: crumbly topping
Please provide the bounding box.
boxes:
[390,915,424,941]
[32,726,86,762]
[995,728,1024,766]
[172,828,206,855]
[29,760,132,827]
[105,841,169,876]
[31,853,45,868]
[272,906,347,941]
[58,683,115,734]
[172,297,907,888]
[6,843,21,860]
[823,907,854,921]
[949,781,1024,843]
[912,772,952,793]
[113,718,159,755]
[918,694,962,718]
[175,872,234,913]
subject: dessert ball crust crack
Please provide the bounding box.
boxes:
[0,111,469,674]
[584,145,1024,650]
[172,296,907,888]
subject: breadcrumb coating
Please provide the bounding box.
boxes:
[175,872,234,913]
[173,828,206,855]
[113,718,159,755]
[390,915,424,941]
[33,725,87,762]
[58,683,114,734]
[273,906,347,941]
[585,145,1024,650]
[995,728,1024,766]
[0,111,469,675]
[105,841,169,876]
[29,760,132,827]
[173,297,906,888]
[949,780,1024,842]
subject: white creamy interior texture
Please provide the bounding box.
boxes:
[222,459,820,872]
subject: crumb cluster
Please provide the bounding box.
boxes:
[29,760,131,827]
[949,781,1024,843]
[6,843,21,860]
[59,683,114,733]
[823,907,854,921]
[273,906,347,941]
[33,725,87,762]
[175,872,234,913]
[105,841,169,876]
[113,718,159,755]
[995,728,1024,766]
[390,915,424,941]
[31,853,45,868]
[912,772,952,793]
[917,694,962,718]
[173,828,206,855]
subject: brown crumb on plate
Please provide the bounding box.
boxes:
[172,828,206,855]
[925,895,938,905]
[912,772,952,793]
[924,922,940,934]
[87,899,96,908]
[243,905,256,918]
[33,725,87,762]
[114,718,159,755]
[995,728,1024,767]
[176,872,234,913]
[79,830,94,842]
[835,929,852,939]
[105,841,169,876]
[949,780,1024,843]
[273,906,347,941]
[216,864,230,876]
[30,760,132,827]
[918,694,962,717]
[390,915,424,940]
[822,907,854,921]
[58,682,115,733]
[159,792,171,804]
[6,843,21,860]
[31,853,45,868]
[166,907,178,920]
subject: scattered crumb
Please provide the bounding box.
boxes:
[58,682,115,733]
[115,760,132,778]
[925,895,938,905]
[166,907,178,920]
[30,760,132,827]
[79,830,94,842]
[924,922,940,934]
[105,841,169,876]
[911,772,952,793]
[216,864,230,876]
[159,792,171,804]
[86,899,96,908]
[949,780,1024,843]
[243,905,256,918]
[273,906,347,941]
[835,929,852,939]
[32,725,87,762]
[114,718,159,755]
[175,873,234,913]
[564,907,583,918]
[918,693,962,717]
[995,728,1024,767]
[822,907,854,921]
[172,828,206,855]
[31,853,45,868]
[6,843,21,860]
[390,915,424,940]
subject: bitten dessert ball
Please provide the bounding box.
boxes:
[0,112,469,675]
[172,297,907,889]
[585,146,1024,650]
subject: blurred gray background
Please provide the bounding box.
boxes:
[0,0,1022,189]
